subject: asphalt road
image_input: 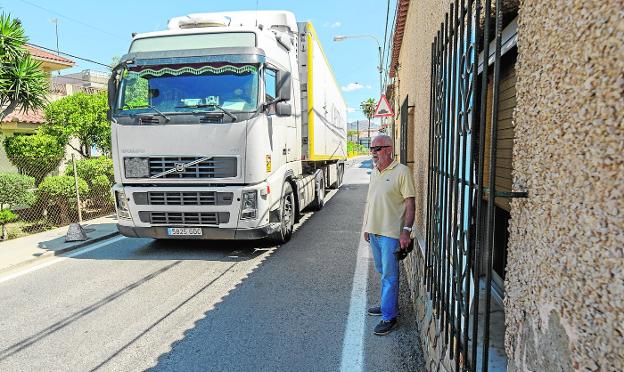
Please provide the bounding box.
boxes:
[0,157,424,372]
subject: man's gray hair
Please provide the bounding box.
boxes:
[373,134,393,147]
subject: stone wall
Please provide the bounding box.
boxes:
[395,0,622,370]
[505,1,624,370]
[403,244,456,372]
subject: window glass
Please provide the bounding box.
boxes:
[117,63,259,118]
[264,69,277,103]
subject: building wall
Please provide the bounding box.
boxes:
[394,0,622,371]
[394,0,448,239]
[505,0,624,370]
[393,1,455,371]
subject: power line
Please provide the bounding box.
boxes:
[381,0,391,76]
[17,0,126,41]
[383,2,399,89]
[0,34,111,68]
[52,75,109,85]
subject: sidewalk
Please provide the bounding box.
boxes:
[0,215,120,274]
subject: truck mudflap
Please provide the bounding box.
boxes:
[117,223,280,240]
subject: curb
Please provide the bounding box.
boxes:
[0,230,121,276]
[48,230,121,258]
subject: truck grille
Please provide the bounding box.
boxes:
[139,211,229,225]
[133,191,234,206]
[149,157,237,178]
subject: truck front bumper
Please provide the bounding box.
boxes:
[116,223,280,240]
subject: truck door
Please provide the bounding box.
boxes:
[265,68,288,169]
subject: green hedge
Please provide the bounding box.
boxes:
[0,173,35,209]
[65,157,114,186]
[38,175,89,202]
[38,176,89,225]
[3,133,65,184]
[0,209,17,225]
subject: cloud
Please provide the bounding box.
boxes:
[341,82,364,92]
[365,85,372,89]
[347,107,356,113]
[323,21,342,28]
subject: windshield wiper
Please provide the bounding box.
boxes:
[175,103,237,121]
[129,105,171,122]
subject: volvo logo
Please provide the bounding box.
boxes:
[175,163,185,172]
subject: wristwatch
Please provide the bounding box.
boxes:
[403,226,413,232]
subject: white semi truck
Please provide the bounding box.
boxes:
[108,11,347,243]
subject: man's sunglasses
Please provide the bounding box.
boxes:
[370,145,390,152]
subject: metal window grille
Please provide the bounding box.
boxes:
[424,0,520,370]
[400,96,409,165]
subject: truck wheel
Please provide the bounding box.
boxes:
[309,171,325,211]
[271,182,295,244]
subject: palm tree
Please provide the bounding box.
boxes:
[0,13,48,121]
[360,98,376,147]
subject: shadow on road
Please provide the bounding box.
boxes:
[140,182,367,370]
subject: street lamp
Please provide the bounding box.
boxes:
[333,34,383,95]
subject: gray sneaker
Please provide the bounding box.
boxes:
[374,318,397,336]
[367,306,382,316]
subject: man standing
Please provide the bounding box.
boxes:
[364,135,415,336]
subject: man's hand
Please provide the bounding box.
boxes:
[399,231,411,250]
[364,232,370,242]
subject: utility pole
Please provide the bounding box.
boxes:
[51,18,60,55]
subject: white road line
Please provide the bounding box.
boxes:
[0,235,126,284]
[340,229,372,372]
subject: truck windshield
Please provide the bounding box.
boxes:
[116,63,259,117]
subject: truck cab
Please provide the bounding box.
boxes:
[108,11,345,242]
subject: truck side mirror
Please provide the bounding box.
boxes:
[276,70,291,101]
[276,102,292,116]
[107,71,118,121]
[106,78,115,121]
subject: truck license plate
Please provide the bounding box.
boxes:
[167,227,202,236]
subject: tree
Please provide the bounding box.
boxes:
[0,209,16,240]
[0,173,35,239]
[0,13,49,121]
[360,98,377,146]
[42,91,111,157]
[38,175,89,225]
[109,56,120,70]
[3,133,65,185]
[0,173,36,209]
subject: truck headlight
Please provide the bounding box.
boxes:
[124,157,149,178]
[240,190,257,219]
[115,190,131,219]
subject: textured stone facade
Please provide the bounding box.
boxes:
[505,1,623,370]
[393,0,623,371]
[392,0,450,370]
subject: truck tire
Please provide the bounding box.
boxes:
[270,182,295,244]
[309,171,325,211]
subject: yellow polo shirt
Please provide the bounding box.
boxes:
[364,160,416,239]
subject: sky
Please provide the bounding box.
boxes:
[1,0,397,123]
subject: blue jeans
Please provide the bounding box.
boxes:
[369,234,400,321]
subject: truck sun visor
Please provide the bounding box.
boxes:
[120,47,266,66]
[128,64,258,78]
